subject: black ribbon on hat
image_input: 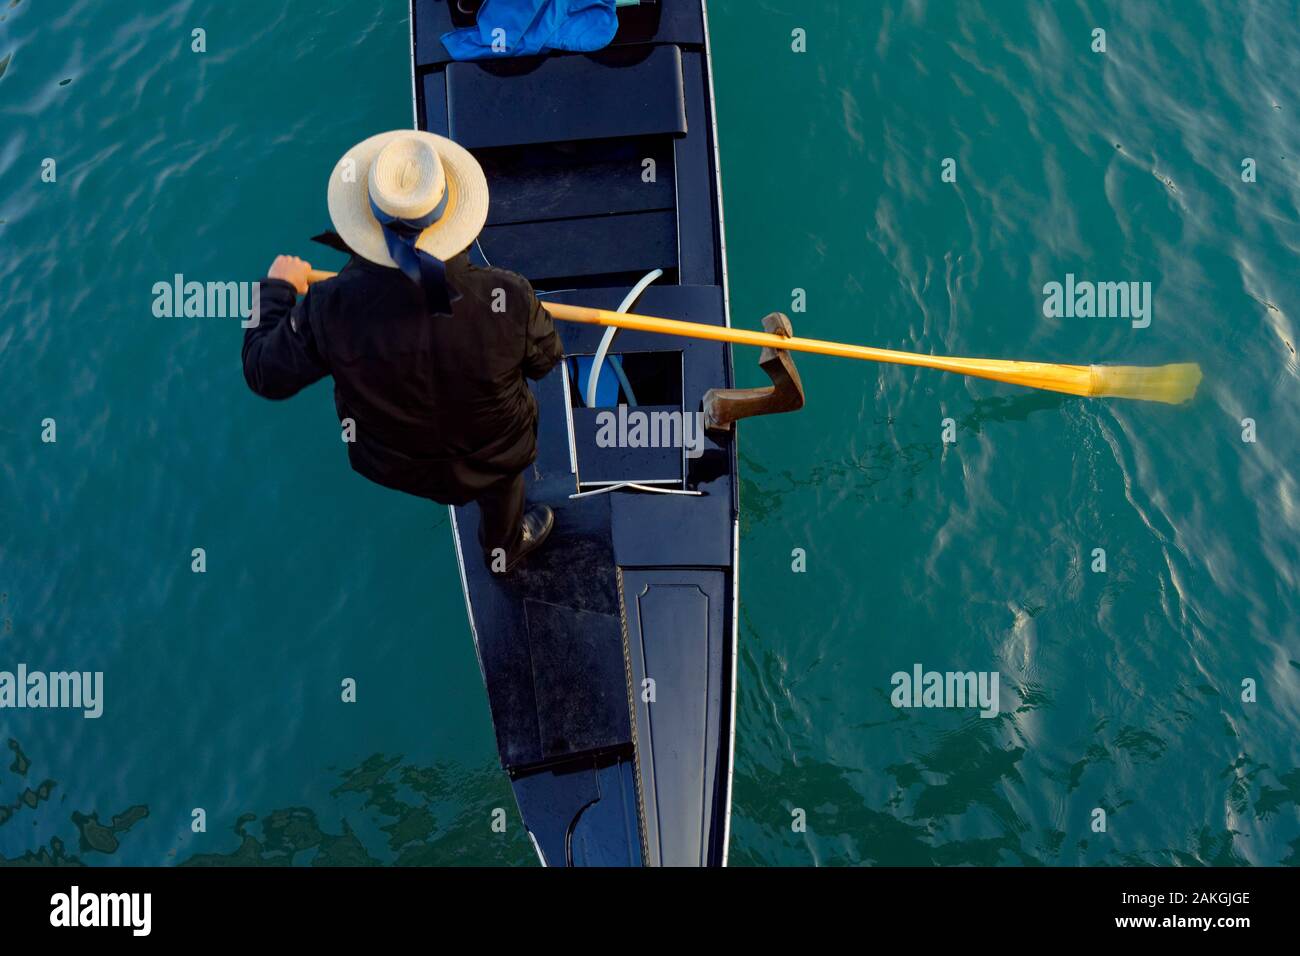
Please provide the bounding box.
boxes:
[368,187,453,314]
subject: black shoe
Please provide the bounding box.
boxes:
[502,505,555,572]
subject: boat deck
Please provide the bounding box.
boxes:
[411,0,737,866]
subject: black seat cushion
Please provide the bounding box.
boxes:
[446,45,686,149]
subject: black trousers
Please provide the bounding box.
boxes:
[475,471,526,562]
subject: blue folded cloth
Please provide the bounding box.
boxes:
[441,0,619,61]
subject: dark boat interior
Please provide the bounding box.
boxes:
[412,0,737,866]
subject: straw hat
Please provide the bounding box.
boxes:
[327,130,489,265]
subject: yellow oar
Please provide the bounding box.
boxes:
[304,270,1201,404]
[547,302,1202,404]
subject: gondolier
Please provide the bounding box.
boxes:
[242,130,562,572]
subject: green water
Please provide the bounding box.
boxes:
[1,0,1297,866]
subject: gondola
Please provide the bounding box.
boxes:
[410,0,746,866]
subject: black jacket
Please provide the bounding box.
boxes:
[243,254,564,504]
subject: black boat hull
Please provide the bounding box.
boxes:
[411,0,737,866]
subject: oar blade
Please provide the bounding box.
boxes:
[1088,363,1203,404]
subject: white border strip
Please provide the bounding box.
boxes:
[560,359,579,476]
[528,830,548,867]
[702,0,739,869]
[723,516,739,865]
[448,505,485,682]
